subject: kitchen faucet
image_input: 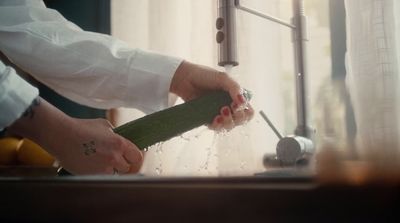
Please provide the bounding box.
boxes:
[216,0,314,167]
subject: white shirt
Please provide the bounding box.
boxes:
[0,0,182,130]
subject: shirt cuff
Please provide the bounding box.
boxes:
[0,63,39,130]
[125,49,183,113]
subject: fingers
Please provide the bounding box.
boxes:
[221,106,235,130]
[209,115,224,131]
[231,102,254,125]
[208,107,235,131]
[209,103,254,131]
[107,136,144,175]
[110,155,131,175]
[122,144,144,173]
[217,72,245,106]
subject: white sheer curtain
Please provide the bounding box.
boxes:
[111,0,285,176]
[345,0,400,164]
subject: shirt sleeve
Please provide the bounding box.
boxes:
[0,60,39,130]
[0,0,183,113]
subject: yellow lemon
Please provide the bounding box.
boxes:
[18,138,55,167]
[0,137,22,165]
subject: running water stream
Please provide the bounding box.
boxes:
[144,65,253,176]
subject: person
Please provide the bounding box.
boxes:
[0,0,254,175]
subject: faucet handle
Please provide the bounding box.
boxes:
[259,110,315,167]
[259,111,283,140]
[276,136,314,165]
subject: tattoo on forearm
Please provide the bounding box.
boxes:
[22,97,41,119]
[83,140,96,155]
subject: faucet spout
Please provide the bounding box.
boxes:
[216,0,238,67]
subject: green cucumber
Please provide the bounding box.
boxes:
[114,89,252,150]
[57,90,252,175]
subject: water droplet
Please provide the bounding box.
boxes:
[155,167,162,175]
[143,148,148,152]
[155,145,163,155]
[193,127,209,139]
[155,142,164,148]
[242,119,250,126]
[216,129,228,138]
[180,134,190,141]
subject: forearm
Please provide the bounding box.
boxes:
[0,61,39,130]
[7,97,72,156]
[0,2,181,112]
[7,96,144,175]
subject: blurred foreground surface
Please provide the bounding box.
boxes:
[0,176,399,222]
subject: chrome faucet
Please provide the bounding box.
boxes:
[216,0,315,167]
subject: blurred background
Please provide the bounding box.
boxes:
[110,0,338,176]
[31,0,399,177]
[2,1,400,221]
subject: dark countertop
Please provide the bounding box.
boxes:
[0,175,399,222]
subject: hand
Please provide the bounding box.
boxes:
[8,97,143,175]
[49,118,144,175]
[170,61,254,130]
